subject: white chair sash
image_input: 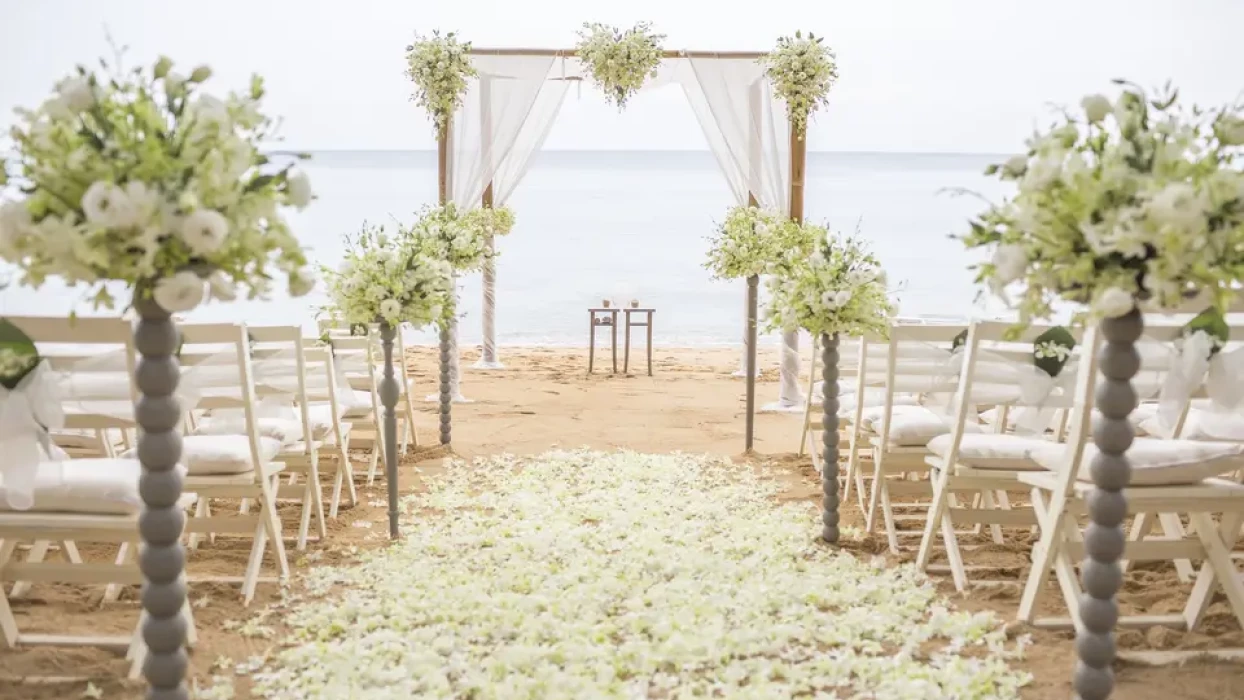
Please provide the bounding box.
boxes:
[1157,333,1244,429]
[0,361,65,509]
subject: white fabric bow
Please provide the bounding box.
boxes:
[0,361,65,510]
[1011,359,1078,434]
[1157,332,1244,429]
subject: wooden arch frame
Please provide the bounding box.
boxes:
[433,47,809,453]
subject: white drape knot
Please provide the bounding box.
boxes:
[0,361,65,510]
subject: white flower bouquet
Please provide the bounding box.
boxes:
[404,31,476,132]
[405,204,501,273]
[704,205,816,280]
[322,223,453,329]
[459,205,515,239]
[761,31,839,138]
[575,22,665,110]
[0,54,314,313]
[766,230,894,338]
[960,82,1244,327]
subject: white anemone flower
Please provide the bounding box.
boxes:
[180,209,229,255]
[153,270,206,312]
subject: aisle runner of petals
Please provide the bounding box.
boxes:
[243,451,1032,698]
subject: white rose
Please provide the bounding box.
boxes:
[288,267,316,297]
[81,181,129,227]
[153,270,207,313]
[179,209,229,255]
[1081,94,1111,124]
[188,95,230,130]
[0,201,32,257]
[206,270,237,301]
[820,291,838,309]
[1216,115,1244,146]
[40,95,73,121]
[1093,287,1135,318]
[1001,155,1028,178]
[1023,154,1062,189]
[379,298,402,322]
[37,214,80,257]
[56,76,97,112]
[286,171,313,209]
[990,244,1028,285]
[1146,182,1209,231]
[833,290,853,308]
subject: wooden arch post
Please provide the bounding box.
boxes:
[743,80,762,453]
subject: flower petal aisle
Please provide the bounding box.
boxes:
[244,450,1031,698]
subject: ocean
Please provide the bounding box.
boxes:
[0,150,1012,348]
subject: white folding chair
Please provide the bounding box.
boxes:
[0,315,197,679]
[1017,316,1244,641]
[172,323,290,605]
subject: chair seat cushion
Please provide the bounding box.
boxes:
[836,389,920,416]
[342,390,374,419]
[926,433,1046,470]
[1029,438,1244,486]
[307,404,338,440]
[860,405,981,447]
[122,435,282,476]
[1139,408,1244,442]
[193,411,303,446]
[0,458,148,515]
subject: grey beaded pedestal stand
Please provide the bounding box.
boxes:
[1075,308,1141,700]
[132,295,189,699]
[744,274,759,452]
[378,322,401,539]
[438,324,451,445]
[820,333,841,544]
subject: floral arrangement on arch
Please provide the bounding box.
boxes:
[761,31,839,139]
[405,203,507,273]
[405,30,477,132]
[322,223,453,329]
[0,52,315,313]
[575,22,665,110]
[766,230,894,338]
[959,81,1244,329]
[460,205,515,239]
[704,205,817,280]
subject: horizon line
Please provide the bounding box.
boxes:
[269,148,1010,157]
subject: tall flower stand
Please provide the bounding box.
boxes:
[1075,309,1140,700]
[744,274,759,451]
[820,332,841,544]
[132,294,189,698]
[378,321,401,539]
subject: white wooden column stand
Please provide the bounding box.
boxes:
[378,321,401,539]
[132,289,189,698]
[475,76,504,370]
[1075,308,1140,699]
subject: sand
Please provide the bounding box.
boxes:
[2,345,1243,699]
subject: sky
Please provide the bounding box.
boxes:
[1,0,1242,153]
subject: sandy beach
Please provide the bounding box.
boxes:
[2,345,1243,699]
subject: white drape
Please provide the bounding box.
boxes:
[679,56,802,409]
[434,54,800,398]
[440,55,567,388]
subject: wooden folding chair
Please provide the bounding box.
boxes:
[861,322,971,552]
[914,320,1080,590]
[0,316,197,679]
[1017,318,1244,642]
[173,323,290,605]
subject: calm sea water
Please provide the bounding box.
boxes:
[0,150,1012,347]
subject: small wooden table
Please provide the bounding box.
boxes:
[588,308,619,373]
[623,308,655,376]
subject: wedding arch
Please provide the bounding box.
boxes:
[432,46,814,450]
